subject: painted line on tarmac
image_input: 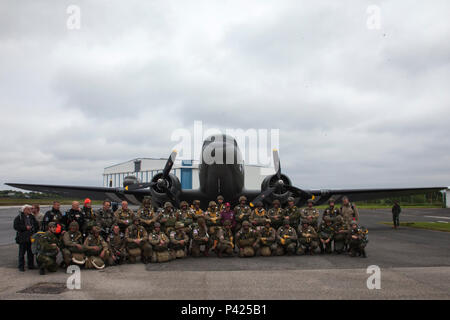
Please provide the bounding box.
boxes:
[425,216,450,220]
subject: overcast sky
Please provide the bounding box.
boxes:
[1,0,449,191]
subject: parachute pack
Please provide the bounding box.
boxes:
[31,231,46,255]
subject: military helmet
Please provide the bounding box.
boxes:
[208,201,217,207]
[217,195,224,201]
[283,218,290,225]
[328,198,336,204]
[287,197,295,202]
[154,222,161,228]
[256,201,263,207]
[133,216,140,223]
[336,216,343,223]
[48,222,56,228]
[180,201,188,207]
[350,221,358,226]
[307,199,314,204]
[92,226,100,233]
[193,200,200,205]
[164,202,173,208]
[239,196,247,202]
[272,199,280,205]
[69,221,79,229]
[175,222,185,229]
[223,220,231,227]
[142,197,152,205]
[242,221,250,227]
[323,216,331,223]
[265,219,271,225]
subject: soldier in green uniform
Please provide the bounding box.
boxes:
[256,219,278,256]
[149,222,171,263]
[216,220,234,257]
[191,217,210,257]
[216,195,225,212]
[322,198,339,224]
[340,196,359,225]
[297,218,319,255]
[191,200,204,222]
[285,197,301,230]
[276,218,298,256]
[107,225,126,265]
[125,217,152,264]
[250,201,268,231]
[333,215,350,254]
[82,198,97,238]
[84,226,110,269]
[62,221,86,267]
[176,201,195,232]
[235,221,259,258]
[205,201,221,251]
[268,199,285,230]
[301,199,320,230]
[156,202,178,235]
[137,197,157,233]
[96,200,116,240]
[318,216,334,254]
[114,201,135,233]
[234,196,252,232]
[37,222,61,275]
[348,221,368,258]
[169,222,189,259]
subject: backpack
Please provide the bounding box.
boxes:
[31,232,46,255]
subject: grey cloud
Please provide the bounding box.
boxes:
[0,0,449,189]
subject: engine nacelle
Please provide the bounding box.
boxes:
[260,174,292,203]
[149,173,182,206]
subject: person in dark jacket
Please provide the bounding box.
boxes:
[66,201,85,231]
[42,201,64,231]
[392,201,401,229]
[13,205,39,272]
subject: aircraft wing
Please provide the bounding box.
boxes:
[309,186,446,205]
[5,183,150,205]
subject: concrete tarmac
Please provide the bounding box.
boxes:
[0,206,449,299]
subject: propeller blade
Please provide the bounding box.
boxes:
[162,150,178,178]
[273,149,281,179]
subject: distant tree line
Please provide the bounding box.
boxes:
[356,191,444,206]
[0,190,65,199]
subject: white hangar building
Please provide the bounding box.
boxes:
[103,158,269,190]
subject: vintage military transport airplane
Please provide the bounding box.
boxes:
[6,134,444,208]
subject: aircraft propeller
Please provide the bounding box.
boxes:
[250,149,311,206]
[125,150,179,204]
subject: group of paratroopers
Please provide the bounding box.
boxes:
[14,195,369,275]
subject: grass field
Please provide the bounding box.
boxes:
[382,221,450,232]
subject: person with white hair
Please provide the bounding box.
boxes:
[13,205,39,272]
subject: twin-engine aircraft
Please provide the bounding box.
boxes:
[6,134,444,208]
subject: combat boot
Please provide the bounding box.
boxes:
[39,268,46,275]
[361,249,367,258]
